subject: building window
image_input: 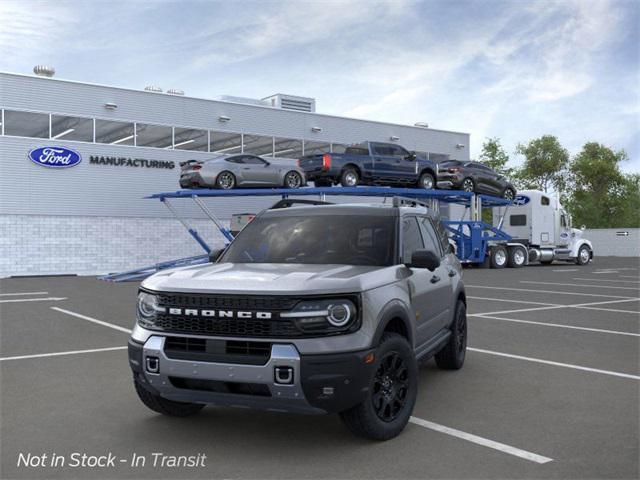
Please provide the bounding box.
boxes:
[135,123,173,148]
[51,114,93,142]
[95,119,135,145]
[243,134,274,156]
[273,137,303,159]
[3,110,49,138]
[173,127,208,151]
[210,131,243,154]
[303,140,331,155]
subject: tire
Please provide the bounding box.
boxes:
[283,170,303,189]
[216,171,236,189]
[490,245,508,269]
[576,245,591,265]
[418,172,435,190]
[339,333,417,441]
[507,246,526,268]
[461,177,475,192]
[503,188,516,201]
[435,300,467,370]
[340,168,359,187]
[134,378,204,417]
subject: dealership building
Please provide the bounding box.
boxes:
[0,69,470,278]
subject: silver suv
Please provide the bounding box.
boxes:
[128,198,467,440]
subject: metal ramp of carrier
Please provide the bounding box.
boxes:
[100,186,512,282]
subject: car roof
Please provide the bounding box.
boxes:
[261,202,433,218]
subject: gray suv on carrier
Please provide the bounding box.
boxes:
[128,198,467,440]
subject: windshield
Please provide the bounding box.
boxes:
[220,214,397,266]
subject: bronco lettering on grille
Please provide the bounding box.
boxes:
[166,308,272,319]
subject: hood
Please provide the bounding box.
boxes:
[141,262,401,295]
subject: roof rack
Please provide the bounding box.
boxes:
[391,196,431,209]
[270,198,334,209]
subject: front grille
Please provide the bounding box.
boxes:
[156,293,298,311]
[165,336,206,352]
[169,377,271,397]
[154,315,299,337]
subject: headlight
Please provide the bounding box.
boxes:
[136,291,163,329]
[281,298,358,334]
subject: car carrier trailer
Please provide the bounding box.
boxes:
[100,186,591,282]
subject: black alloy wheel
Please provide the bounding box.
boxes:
[372,351,410,422]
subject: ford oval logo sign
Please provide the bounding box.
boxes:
[513,195,530,206]
[28,146,82,168]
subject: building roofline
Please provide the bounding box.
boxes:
[0,71,470,137]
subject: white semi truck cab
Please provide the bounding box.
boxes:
[493,190,593,266]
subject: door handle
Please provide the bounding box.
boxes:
[430,275,441,284]
[243,167,251,170]
[448,270,457,277]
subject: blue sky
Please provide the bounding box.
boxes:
[1,0,638,171]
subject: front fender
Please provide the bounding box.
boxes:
[371,299,414,349]
[570,238,593,258]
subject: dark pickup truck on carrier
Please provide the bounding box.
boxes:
[298,142,439,189]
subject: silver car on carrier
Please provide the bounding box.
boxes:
[180,154,306,189]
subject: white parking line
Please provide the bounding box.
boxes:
[0,297,67,304]
[468,347,640,380]
[552,269,579,272]
[573,278,640,284]
[620,275,640,279]
[0,346,127,362]
[467,296,559,307]
[51,307,132,334]
[520,281,640,291]
[473,297,640,317]
[409,416,553,464]
[466,285,637,299]
[0,291,49,296]
[470,314,640,337]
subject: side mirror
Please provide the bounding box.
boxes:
[581,225,586,231]
[406,249,440,271]
[407,151,417,161]
[208,248,224,263]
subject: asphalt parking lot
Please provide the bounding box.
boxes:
[1,257,638,480]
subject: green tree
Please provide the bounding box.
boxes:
[516,135,569,193]
[566,142,638,228]
[479,137,513,176]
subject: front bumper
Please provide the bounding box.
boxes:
[129,336,374,415]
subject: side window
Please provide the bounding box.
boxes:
[541,196,550,206]
[226,156,244,164]
[431,217,451,253]
[402,217,424,264]
[418,217,442,256]
[242,155,267,165]
[510,215,527,226]
[390,145,410,158]
[561,214,567,228]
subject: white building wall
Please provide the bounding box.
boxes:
[584,228,640,257]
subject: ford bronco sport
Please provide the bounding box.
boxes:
[128,198,467,440]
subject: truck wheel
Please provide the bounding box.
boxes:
[435,300,467,370]
[134,377,204,417]
[216,171,236,189]
[490,245,507,269]
[507,246,526,268]
[418,172,435,190]
[576,245,591,265]
[339,333,417,441]
[340,168,359,187]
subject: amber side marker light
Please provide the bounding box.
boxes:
[364,353,375,364]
